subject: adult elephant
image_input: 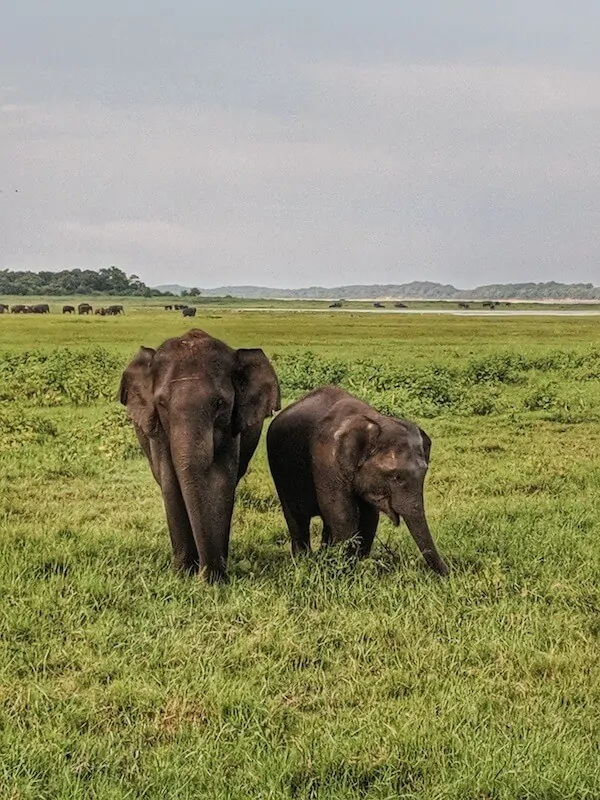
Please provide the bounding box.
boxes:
[182,306,196,317]
[267,386,449,575]
[63,305,75,314]
[78,303,93,315]
[106,304,124,315]
[119,329,280,581]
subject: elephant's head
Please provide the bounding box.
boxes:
[119,332,281,445]
[334,414,448,574]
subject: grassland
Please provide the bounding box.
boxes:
[1,309,600,799]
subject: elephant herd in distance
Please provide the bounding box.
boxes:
[0,302,124,315]
[1,302,196,317]
[73,304,124,316]
[327,301,511,310]
[120,328,448,583]
[3,303,50,314]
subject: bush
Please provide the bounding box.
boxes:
[93,406,141,461]
[464,352,525,385]
[523,382,558,411]
[0,348,122,406]
[0,408,57,451]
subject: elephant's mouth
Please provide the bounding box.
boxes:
[382,499,401,527]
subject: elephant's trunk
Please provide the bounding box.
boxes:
[403,510,449,576]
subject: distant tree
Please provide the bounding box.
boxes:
[0,267,168,296]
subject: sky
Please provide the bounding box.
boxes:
[1,1,600,289]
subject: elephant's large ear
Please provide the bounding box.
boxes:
[418,428,432,464]
[232,349,281,434]
[118,346,158,435]
[333,415,381,478]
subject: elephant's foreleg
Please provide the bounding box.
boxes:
[356,501,379,558]
[316,486,360,551]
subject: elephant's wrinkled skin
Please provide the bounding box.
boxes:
[267,386,449,575]
[119,329,280,581]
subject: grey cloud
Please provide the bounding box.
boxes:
[1,3,600,287]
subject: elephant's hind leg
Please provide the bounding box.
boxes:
[282,502,311,556]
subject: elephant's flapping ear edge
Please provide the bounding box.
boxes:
[418,428,432,464]
[232,348,281,435]
[118,346,158,435]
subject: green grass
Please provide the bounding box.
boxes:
[1,313,600,798]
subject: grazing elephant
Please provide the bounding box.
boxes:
[106,304,124,315]
[11,304,30,313]
[31,303,50,314]
[119,329,281,581]
[182,306,196,317]
[95,307,106,316]
[267,386,449,575]
[63,305,75,314]
[78,303,93,315]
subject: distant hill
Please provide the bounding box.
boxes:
[185,281,600,301]
[154,284,186,295]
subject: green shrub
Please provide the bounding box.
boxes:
[0,348,122,406]
[523,382,558,411]
[464,352,525,384]
[93,406,141,461]
[0,408,58,450]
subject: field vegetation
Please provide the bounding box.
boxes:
[1,310,599,798]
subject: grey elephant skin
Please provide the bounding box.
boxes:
[266,386,449,575]
[119,329,281,581]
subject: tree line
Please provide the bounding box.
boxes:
[0,267,172,297]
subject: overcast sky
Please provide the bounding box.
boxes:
[2,2,600,288]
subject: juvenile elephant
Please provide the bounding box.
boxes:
[119,329,280,581]
[267,386,449,575]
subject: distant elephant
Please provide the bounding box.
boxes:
[31,303,50,314]
[119,329,281,581]
[11,305,30,313]
[394,302,408,309]
[0,303,8,312]
[329,301,342,308]
[63,305,75,314]
[95,307,106,316]
[164,305,173,310]
[106,304,124,315]
[78,303,93,315]
[373,302,385,308]
[182,306,196,317]
[267,386,449,575]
